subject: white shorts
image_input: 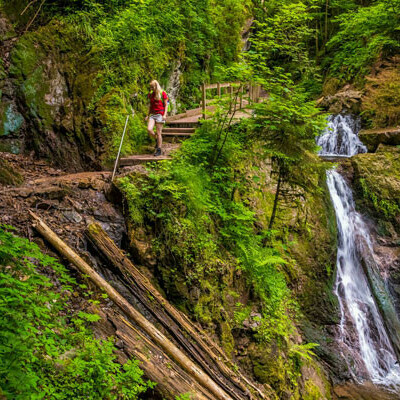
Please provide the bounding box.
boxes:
[150,114,165,124]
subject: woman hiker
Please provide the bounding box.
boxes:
[146,80,168,156]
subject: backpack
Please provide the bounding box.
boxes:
[163,91,172,113]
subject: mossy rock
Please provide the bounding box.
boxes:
[249,342,292,390]
[0,158,23,185]
[358,128,400,152]
[351,150,400,224]
[0,103,24,137]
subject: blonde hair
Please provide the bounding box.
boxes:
[150,80,163,100]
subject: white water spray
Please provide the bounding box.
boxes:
[317,114,367,156]
[320,114,400,390]
[327,170,400,389]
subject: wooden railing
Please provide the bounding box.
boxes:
[200,82,261,119]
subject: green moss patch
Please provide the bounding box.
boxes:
[352,150,400,223]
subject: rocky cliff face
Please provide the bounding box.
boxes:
[0,14,110,170]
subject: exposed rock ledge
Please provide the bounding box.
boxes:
[359,127,400,152]
[317,85,362,114]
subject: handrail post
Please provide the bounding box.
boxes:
[217,82,221,97]
[201,83,206,120]
[240,85,244,109]
[111,114,130,182]
[248,83,252,103]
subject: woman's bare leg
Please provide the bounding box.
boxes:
[156,122,163,149]
[147,118,156,141]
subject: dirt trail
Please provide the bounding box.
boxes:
[0,152,122,244]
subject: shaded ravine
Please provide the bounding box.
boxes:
[318,114,400,394]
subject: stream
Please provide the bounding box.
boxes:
[318,115,400,397]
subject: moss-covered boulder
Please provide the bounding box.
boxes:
[351,148,400,228]
[0,158,23,185]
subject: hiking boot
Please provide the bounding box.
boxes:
[154,147,162,156]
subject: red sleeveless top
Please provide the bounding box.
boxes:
[148,91,168,115]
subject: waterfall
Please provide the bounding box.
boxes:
[321,114,400,390]
[327,171,400,389]
[317,114,367,156]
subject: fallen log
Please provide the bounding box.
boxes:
[104,311,214,399]
[86,222,268,400]
[29,211,234,400]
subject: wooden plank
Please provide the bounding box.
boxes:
[204,82,240,90]
[163,128,196,134]
[163,133,194,138]
[119,155,172,166]
[166,111,188,122]
[166,121,200,128]
[186,107,203,117]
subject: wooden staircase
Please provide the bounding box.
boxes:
[119,120,199,167]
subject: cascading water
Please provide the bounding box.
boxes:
[320,115,400,391]
[317,114,367,156]
[327,171,400,389]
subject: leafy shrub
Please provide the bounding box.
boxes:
[326,2,400,81]
[0,226,154,399]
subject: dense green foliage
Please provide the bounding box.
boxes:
[0,0,250,161]
[0,226,153,399]
[251,0,400,87]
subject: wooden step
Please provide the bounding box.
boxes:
[166,121,200,129]
[119,155,172,166]
[163,127,196,134]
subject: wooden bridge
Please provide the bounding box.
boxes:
[118,82,261,168]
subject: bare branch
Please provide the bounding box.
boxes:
[25,0,45,32]
[21,0,38,16]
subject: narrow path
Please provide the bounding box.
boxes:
[119,119,199,166]
[119,101,254,167]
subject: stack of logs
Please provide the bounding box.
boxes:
[30,212,271,400]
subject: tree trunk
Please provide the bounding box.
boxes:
[268,168,282,230]
[325,0,329,43]
[109,311,214,400]
[85,222,269,400]
[29,211,235,400]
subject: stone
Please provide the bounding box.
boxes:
[358,128,400,152]
[318,85,363,114]
[63,210,83,223]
